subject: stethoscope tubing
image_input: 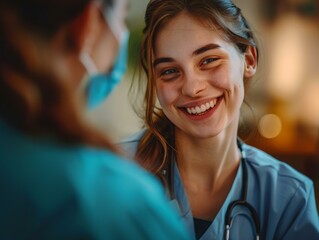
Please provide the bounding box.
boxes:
[165,139,262,240]
[225,139,261,240]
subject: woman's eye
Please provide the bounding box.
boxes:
[202,58,218,65]
[161,68,178,76]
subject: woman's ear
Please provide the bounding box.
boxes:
[66,2,117,74]
[244,45,258,78]
[68,2,102,54]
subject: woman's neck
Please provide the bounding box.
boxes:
[174,129,241,220]
[175,130,241,193]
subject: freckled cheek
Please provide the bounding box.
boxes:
[213,65,244,91]
[155,83,178,108]
[232,68,245,93]
[208,69,231,89]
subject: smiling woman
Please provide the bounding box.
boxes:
[153,13,256,139]
[121,0,319,239]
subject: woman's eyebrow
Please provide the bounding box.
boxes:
[153,43,220,67]
[192,43,221,56]
[153,57,175,67]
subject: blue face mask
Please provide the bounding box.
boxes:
[81,29,130,109]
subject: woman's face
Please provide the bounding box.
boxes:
[153,13,254,139]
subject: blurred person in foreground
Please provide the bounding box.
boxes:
[0,0,189,239]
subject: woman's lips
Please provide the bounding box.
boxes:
[179,96,222,120]
[185,99,218,115]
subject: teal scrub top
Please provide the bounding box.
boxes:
[121,130,319,240]
[0,119,190,240]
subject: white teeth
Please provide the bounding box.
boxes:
[186,99,218,115]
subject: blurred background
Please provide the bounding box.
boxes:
[88,0,319,207]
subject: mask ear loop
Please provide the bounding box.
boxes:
[78,0,103,76]
[79,1,127,79]
[104,0,127,44]
[78,52,98,94]
[79,52,98,76]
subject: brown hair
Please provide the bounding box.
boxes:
[133,0,259,182]
[0,0,118,150]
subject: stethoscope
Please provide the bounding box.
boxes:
[224,139,261,240]
[162,139,261,240]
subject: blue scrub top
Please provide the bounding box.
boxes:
[0,119,190,239]
[121,130,319,240]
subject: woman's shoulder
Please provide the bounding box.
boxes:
[73,144,161,194]
[63,145,189,239]
[0,118,163,204]
[243,143,313,191]
[73,147,190,239]
[242,143,319,238]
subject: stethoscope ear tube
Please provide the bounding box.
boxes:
[225,200,261,240]
[225,139,261,240]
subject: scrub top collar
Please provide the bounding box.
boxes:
[170,156,244,239]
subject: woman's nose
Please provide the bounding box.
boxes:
[181,70,206,97]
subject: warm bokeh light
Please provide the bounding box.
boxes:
[298,79,319,127]
[267,14,305,101]
[258,114,282,139]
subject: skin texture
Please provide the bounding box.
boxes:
[153,13,257,220]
